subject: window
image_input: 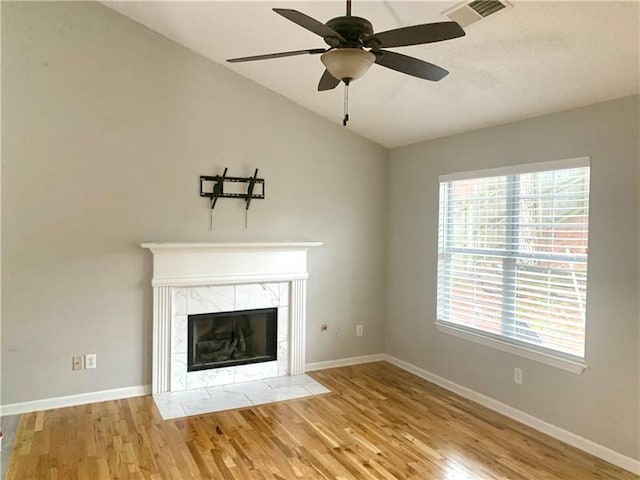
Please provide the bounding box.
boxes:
[436,158,590,369]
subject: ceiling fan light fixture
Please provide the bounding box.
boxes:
[320,48,375,82]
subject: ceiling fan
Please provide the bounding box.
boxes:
[227,0,465,125]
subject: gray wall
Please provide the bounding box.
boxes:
[387,95,639,459]
[1,1,388,405]
[3,0,639,465]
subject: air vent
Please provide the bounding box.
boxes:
[444,0,511,28]
[468,0,506,17]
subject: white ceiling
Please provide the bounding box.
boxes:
[103,1,639,148]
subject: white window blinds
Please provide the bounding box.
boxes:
[437,158,590,360]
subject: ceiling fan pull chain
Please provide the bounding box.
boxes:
[343,82,349,127]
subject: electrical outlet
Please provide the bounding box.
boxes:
[356,325,364,337]
[85,353,97,369]
[514,367,523,385]
[72,356,84,371]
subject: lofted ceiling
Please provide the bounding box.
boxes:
[103,1,639,148]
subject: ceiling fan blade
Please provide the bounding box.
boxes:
[318,70,340,91]
[273,9,345,42]
[227,48,326,63]
[367,22,465,48]
[374,50,449,81]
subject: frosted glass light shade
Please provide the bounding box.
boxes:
[320,48,376,82]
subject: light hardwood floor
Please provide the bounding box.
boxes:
[5,362,637,479]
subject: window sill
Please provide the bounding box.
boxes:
[434,321,587,374]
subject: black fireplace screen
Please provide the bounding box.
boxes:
[187,307,277,372]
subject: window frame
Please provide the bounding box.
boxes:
[435,157,590,374]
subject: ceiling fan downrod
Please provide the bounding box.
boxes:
[346,0,352,16]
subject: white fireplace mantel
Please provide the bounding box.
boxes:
[141,242,322,287]
[141,241,322,394]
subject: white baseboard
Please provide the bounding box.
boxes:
[383,354,640,475]
[305,353,386,371]
[0,385,151,417]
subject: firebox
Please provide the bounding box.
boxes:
[187,307,277,372]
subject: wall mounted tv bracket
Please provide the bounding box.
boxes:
[200,168,265,229]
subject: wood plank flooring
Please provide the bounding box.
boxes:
[5,362,637,479]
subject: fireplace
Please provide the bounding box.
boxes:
[188,308,277,372]
[141,242,322,393]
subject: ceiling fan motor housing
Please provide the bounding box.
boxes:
[324,16,374,48]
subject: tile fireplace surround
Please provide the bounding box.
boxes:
[140,242,322,395]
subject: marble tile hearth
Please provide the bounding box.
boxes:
[153,374,330,419]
